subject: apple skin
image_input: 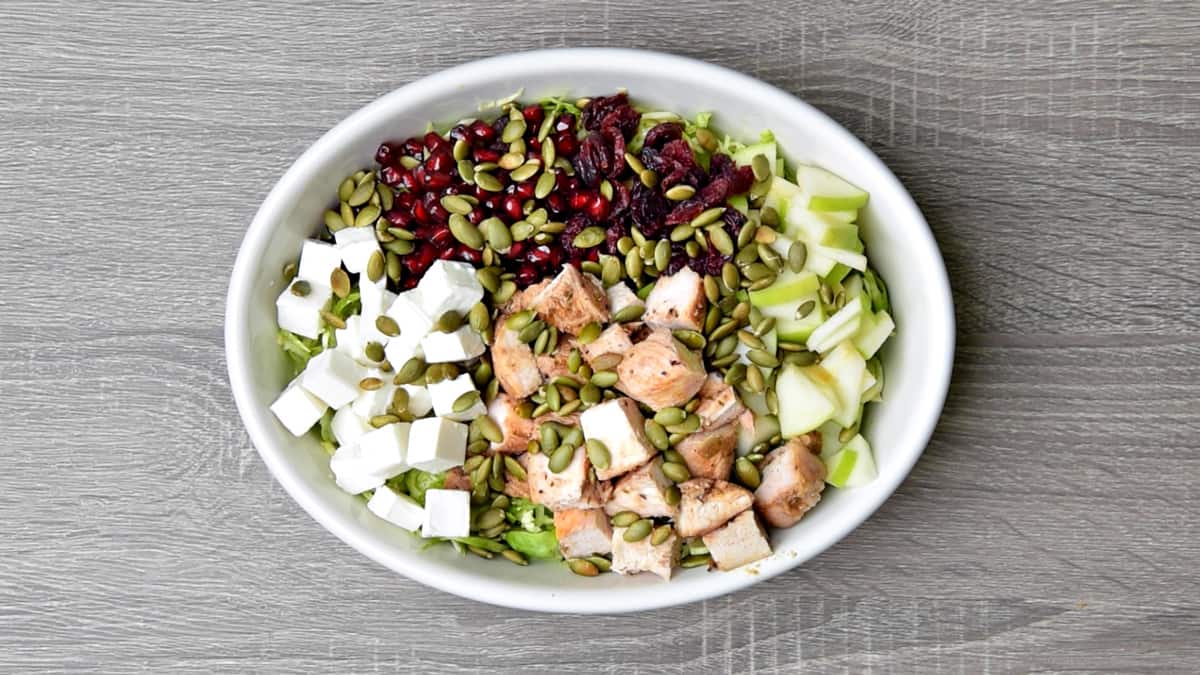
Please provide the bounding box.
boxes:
[749,270,819,307]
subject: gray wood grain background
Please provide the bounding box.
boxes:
[2,0,1197,672]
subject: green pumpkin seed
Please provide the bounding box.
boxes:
[440,194,474,215]
[394,357,426,385]
[754,316,776,337]
[510,161,540,183]
[369,414,399,428]
[819,283,834,305]
[748,349,779,368]
[586,555,612,572]
[750,154,771,182]
[640,419,667,450]
[611,511,641,528]
[664,484,682,506]
[486,221,513,252]
[452,390,481,414]
[612,305,644,323]
[625,247,644,280]
[572,226,606,249]
[320,310,346,329]
[498,152,524,170]
[451,138,470,162]
[447,213,482,250]
[502,455,526,481]
[467,303,490,333]
[362,341,384,363]
[517,319,545,344]
[506,220,534,242]
[672,330,706,350]
[505,310,535,331]
[389,387,410,416]
[533,328,550,355]
[731,301,751,324]
[694,127,718,152]
[540,220,566,234]
[556,398,581,415]
[665,184,695,201]
[476,507,505,531]
[738,329,766,351]
[784,350,819,366]
[700,225,731,255]
[353,204,380,228]
[652,238,670,271]
[493,280,517,304]
[539,424,559,452]
[433,310,462,333]
[328,268,350,299]
[623,519,653,542]
[384,252,401,281]
[567,558,600,577]
[691,207,725,228]
[792,300,817,321]
[715,334,738,359]
[713,266,736,297]
[639,168,659,188]
[681,554,711,569]
[456,159,476,184]
[501,549,528,566]
[741,262,772,283]
[581,260,603,277]
[585,439,611,470]
[651,524,673,546]
[590,370,619,388]
[724,362,748,386]
[382,239,415,255]
[744,365,766,393]
[835,289,847,310]
[358,376,383,391]
[336,201,354,230]
[669,224,694,243]
[765,388,780,415]
[501,118,526,143]
[358,251,382,283]
[548,443,575,473]
[750,177,772,200]
[579,383,602,406]
[786,241,809,273]
[562,349,581,375]
[758,205,779,228]
[590,353,622,372]
[623,152,646,174]
[290,280,311,297]
[598,255,621,287]
[371,315,399,338]
[533,172,557,201]
[323,209,345,232]
[348,180,375,207]
[474,171,502,192]
[473,268,500,295]
[600,179,614,202]
[652,407,684,428]
[337,176,355,202]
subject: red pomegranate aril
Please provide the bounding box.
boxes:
[482,194,503,212]
[403,138,424,158]
[431,227,453,248]
[424,131,449,153]
[527,137,541,152]
[508,241,526,258]
[555,133,578,155]
[427,203,449,223]
[375,142,400,166]
[397,168,419,192]
[473,147,501,163]
[513,182,536,200]
[545,193,566,214]
[425,149,453,173]
[528,245,553,264]
[423,171,452,192]
[448,124,470,142]
[469,120,496,145]
[515,264,541,286]
[569,191,592,211]
[522,104,545,126]
[555,113,575,133]
[380,165,405,187]
[405,246,436,274]
[394,191,416,209]
[587,194,611,221]
[467,207,485,225]
[502,195,523,221]
[413,200,430,224]
[456,246,484,264]
[438,246,458,260]
[384,208,413,228]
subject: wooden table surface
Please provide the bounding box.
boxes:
[2,0,1197,672]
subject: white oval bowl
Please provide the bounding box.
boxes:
[225,48,954,614]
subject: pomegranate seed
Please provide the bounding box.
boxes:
[502,195,523,221]
[438,246,458,260]
[397,169,419,192]
[508,241,526,258]
[469,120,496,145]
[413,200,430,224]
[394,191,415,209]
[555,113,575,133]
[467,207,485,225]
[555,133,578,156]
[379,165,405,187]
[422,171,452,192]
[384,209,413,228]
[522,104,545,126]
[549,247,565,267]
[545,193,566,214]
[527,137,541,152]
[375,142,400,166]
[457,246,483,264]
[431,228,453,248]
[424,132,449,153]
[528,246,553,264]
[569,191,592,211]
[482,194,502,212]
[402,138,424,157]
[515,264,541,286]
[473,148,501,163]
[587,194,611,221]
[448,124,470,142]
[513,182,535,200]
[425,149,453,173]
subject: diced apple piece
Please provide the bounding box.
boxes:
[727,194,749,215]
[823,434,877,487]
[816,421,842,459]
[775,364,838,437]
[731,141,778,171]
[815,245,867,271]
[749,270,819,308]
[853,310,894,359]
[762,176,803,218]
[819,341,866,427]
[737,411,780,456]
[818,223,860,250]
[807,296,865,354]
[795,165,869,211]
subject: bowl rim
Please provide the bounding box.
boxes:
[225,47,955,614]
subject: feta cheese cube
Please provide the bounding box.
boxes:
[367,485,424,531]
[382,339,423,375]
[417,260,483,318]
[331,406,371,446]
[357,422,411,478]
[406,417,468,473]
[334,314,367,364]
[359,282,397,344]
[428,373,486,421]
[270,380,328,436]
[334,227,381,275]
[421,488,470,538]
[420,326,486,363]
[300,348,364,408]
[580,397,657,480]
[384,289,433,334]
[329,443,385,494]
[351,381,397,418]
[276,280,332,340]
[297,239,343,285]
[400,384,433,417]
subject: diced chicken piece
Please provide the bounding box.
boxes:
[505,279,550,313]
[702,509,773,571]
[530,264,610,335]
[675,478,754,537]
[616,329,707,410]
[754,437,827,528]
[486,393,534,454]
[526,446,609,510]
[605,282,644,316]
[536,334,580,381]
[442,466,471,491]
[554,508,613,558]
[611,525,680,581]
[492,316,542,399]
[534,410,581,429]
[604,458,678,518]
[580,324,633,365]
[502,453,531,500]
[579,398,657,481]
[695,373,746,430]
[644,267,706,332]
[675,422,737,480]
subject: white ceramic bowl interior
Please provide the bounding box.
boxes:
[226,48,954,613]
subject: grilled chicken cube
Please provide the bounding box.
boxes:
[675,478,754,537]
[554,508,613,558]
[579,397,657,481]
[754,436,827,528]
[580,324,634,366]
[605,282,644,316]
[486,393,534,454]
[492,317,542,399]
[536,334,580,381]
[674,422,738,481]
[526,446,610,510]
[530,265,610,335]
[695,373,746,430]
[604,458,678,518]
[442,466,471,491]
[702,509,773,571]
[644,267,706,332]
[502,453,531,500]
[611,525,680,581]
[506,279,550,313]
[616,329,707,410]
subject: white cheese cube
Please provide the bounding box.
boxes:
[276,280,332,340]
[334,227,381,275]
[297,239,344,285]
[331,406,371,447]
[358,422,411,478]
[351,382,397,418]
[367,485,424,531]
[269,380,328,436]
[334,314,367,364]
[385,289,433,334]
[580,397,657,481]
[300,349,364,408]
[420,326,486,363]
[400,384,433,417]
[417,260,483,318]
[428,373,486,421]
[383,338,423,374]
[359,282,397,345]
[406,417,468,473]
[329,443,385,494]
[421,488,470,538]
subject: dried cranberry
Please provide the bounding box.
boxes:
[696,176,732,208]
[722,208,747,238]
[608,180,631,220]
[574,132,611,187]
[581,93,632,132]
[599,105,641,140]
[630,182,671,236]
[643,122,683,150]
[665,198,706,226]
[604,219,629,255]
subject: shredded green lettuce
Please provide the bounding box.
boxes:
[453,536,508,553]
[505,498,554,532]
[277,329,323,376]
[404,469,446,506]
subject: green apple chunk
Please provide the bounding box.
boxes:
[819,341,867,427]
[731,141,778,172]
[807,296,865,354]
[776,364,838,437]
[795,165,870,211]
[749,270,819,307]
[823,434,877,487]
[853,309,894,359]
[817,421,842,459]
[763,176,803,218]
[818,223,860,249]
[737,412,781,456]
